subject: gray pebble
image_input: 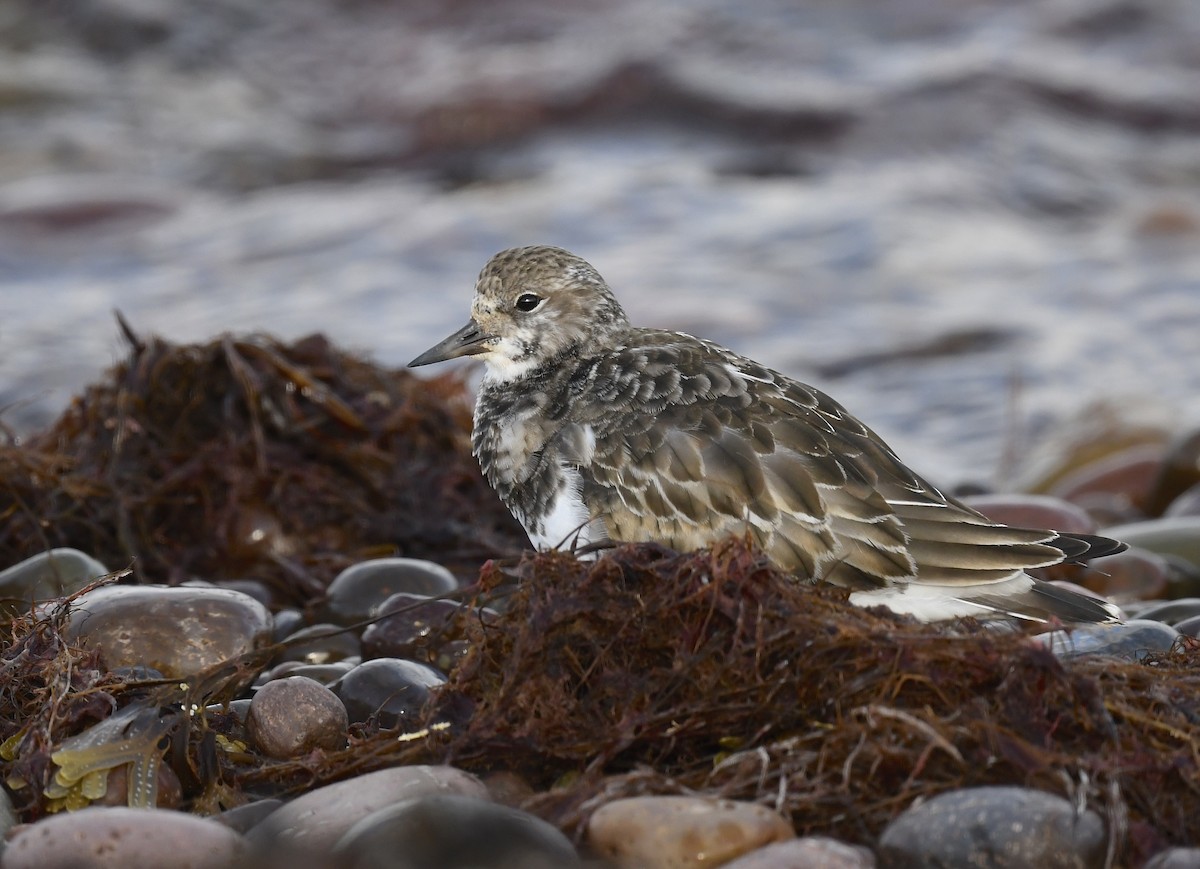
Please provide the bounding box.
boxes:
[877,786,1105,869]
[247,676,349,759]
[333,794,580,869]
[324,558,459,626]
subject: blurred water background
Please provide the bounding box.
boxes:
[1,0,1198,486]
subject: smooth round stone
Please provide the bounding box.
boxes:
[0,548,109,620]
[2,807,248,869]
[876,786,1105,869]
[1044,620,1180,660]
[324,558,459,626]
[1102,517,1200,570]
[215,799,284,834]
[247,676,348,759]
[66,585,272,685]
[246,765,488,855]
[1074,549,1170,603]
[1144,847,1200,868]
[1047,443,1163,523]
[720,837,875,869]
[0,785,18,840]
[1174,614,1200,638]
[1146,429,1200,516]
[1165,482,1200,518]
[330,658,445,729]
[361,593,489,665]
[276,623,361,665]
[1130,598,1200,626]
[587,795,795,869]
[214,578,274,607]
[960,494,1097,536]
[257,660,356,687]
[332,794,579,869]
[271,608,305,642]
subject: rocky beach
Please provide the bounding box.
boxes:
[2,0,1200,866]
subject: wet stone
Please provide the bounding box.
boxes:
[276,623,361,665]
[324,558,459,626]
[1146,429,1200,517]
[257,660,356,687]
[961,493,1097,536]
[1174,614,1200,638]
[0,548,109,621]
[1102,516,1200,570]
[271,608,305,641]
[246,765,488,856]
[216,799,284,835]
[587,795,795,869]
[247,676,349,759]
[1144,847,1200,869]
[1165,482,1200,518]
[1075,549,1170,603]
[332,794,580,869]
[720,837,876,869]
[2,806,249,869]
[1045,620,1180,661]
[877,786,1105,869]
[1048,443,1164,524]
[330,657,446,729]
[66,585,272,689]
[1131,598,1200,625]
[99,760,183,809]
[361,592,492,666]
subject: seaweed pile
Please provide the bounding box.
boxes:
[432,540,1200,861]
[0,323,527,599]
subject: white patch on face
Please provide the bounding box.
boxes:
[848,572,1039,622]
[479,336,541,383]
[526,465,596,551]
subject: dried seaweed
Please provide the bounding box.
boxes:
[428,539,1200,864]
[0,327,527,601]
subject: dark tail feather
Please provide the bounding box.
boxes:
[1050,532,1127,564]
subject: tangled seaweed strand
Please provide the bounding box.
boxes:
[434,538,1200,864]
[0,326,527,602]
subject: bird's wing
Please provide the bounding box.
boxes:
[561,336,1076,592]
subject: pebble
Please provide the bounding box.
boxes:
[361,592,489,666]
[275,623,361,665]
[960,494,1097,535]
[1044,619,1180,660]
[0,785,17,840]
[1047,443,1164,524]
[66,585,272,691]
[98,761,183,809]
[215,798,284,834]
[1074,549,1170,603]
[1174,614,1200,638]
[247,676,349,759]
[271,608,305,641]
[1146,429,1200,516]
[0,548,109,621]
[256,660,356,687]
[330,657,446,729]
[1102,517,1200,571]
[720,837,875,868]
[246,765,488,855]
[332,794,580,869]
[1132,598,1200,626]
[876,786,1105,869]
[323,558,459,626]
[1165,483,1200,518]
[2,806,248,869]
[1144,847,1200,869]
[587,795,795,869]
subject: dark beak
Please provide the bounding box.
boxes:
[408,320,495,367]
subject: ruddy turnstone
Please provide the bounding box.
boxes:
[410,245,1124,623]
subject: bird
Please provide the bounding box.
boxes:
[409,245,1125,623]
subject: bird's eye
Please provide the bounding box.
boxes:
[515,293,542,312]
